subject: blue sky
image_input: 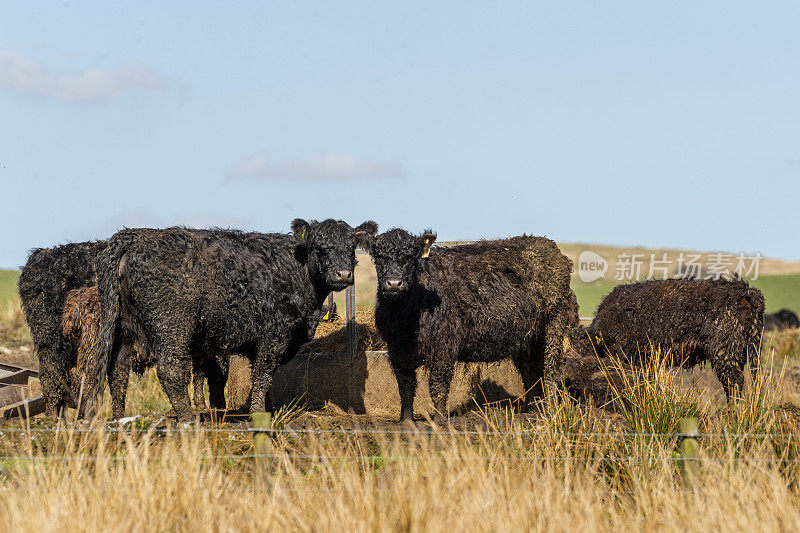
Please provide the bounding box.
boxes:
[1,2,798,268]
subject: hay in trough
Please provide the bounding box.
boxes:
[301,308,386,353]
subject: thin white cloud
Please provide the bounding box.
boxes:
[0,48,166,103]
[225,150,406,182]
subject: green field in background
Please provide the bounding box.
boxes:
[751,274,800,313]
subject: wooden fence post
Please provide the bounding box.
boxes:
[252,412,272,489]
[678,417,700,489]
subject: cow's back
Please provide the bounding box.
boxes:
[593,278,764,357]
[410,236,572,363]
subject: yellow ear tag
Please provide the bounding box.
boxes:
[322,310,329,320]
[421,238,431,258]
[594,335,603,345]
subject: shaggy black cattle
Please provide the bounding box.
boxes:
[94,219,377,422]
[764,309,800,332]
[18,241,108,416]
[567,277,764,398]
[62,285,225,419]
[18,238,224,419]
[360,229,574,422]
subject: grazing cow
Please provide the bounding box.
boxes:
[567,277,764,399]
[360,229,574,422]
[93,220,378,422]
[18,241,107,416]
[764,309,800,332]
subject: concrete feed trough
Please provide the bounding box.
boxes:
[224,316,624,418]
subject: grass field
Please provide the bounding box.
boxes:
[3,353,800,531]
[751,274,800,313]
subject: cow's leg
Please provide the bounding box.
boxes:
[747,329,763,383]
[191,358,208,411]
[206,359,228,411]
[540,311,567,399]
[108,343,132,420]
[156,345,194,423]
[514,345,545,412]
[39,343,67,418]
[249,344,278,415]
[389,356,417,422]
[710,343,745,401]
[428,358,455,425]
[712,357,744,401]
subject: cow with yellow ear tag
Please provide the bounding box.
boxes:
[362,229,574,424]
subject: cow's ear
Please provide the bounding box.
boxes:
[354,220,378,251]
[292,219,311,242]
[418,231,437,258]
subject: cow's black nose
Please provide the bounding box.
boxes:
[384,279,403,291]
[335,270,353,282]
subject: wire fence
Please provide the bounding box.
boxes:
[0,426,797,463]
[0,426,799,439]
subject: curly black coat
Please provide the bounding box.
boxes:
[93,220,377,421]
[565,291,581,328]
[61,285,224,419]
[18,241,107,416]
[18,237,225,419]
[764,309,800,332]
[361,229,574,422]
[570,277,764,398]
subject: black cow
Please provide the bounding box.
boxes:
[19,238,227,419]
[764,309,800,332]
[567,277,764,399]
[93,219,377,422]
[360,229,574,423]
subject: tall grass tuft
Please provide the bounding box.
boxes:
[605,348,707,447]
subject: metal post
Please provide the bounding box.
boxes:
[252,411,272,489]
[678,417,700,489]
[346,282,358,413]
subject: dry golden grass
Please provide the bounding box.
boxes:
[764,330,800,360]
[2,352,800,532]
[2,427,800,532]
